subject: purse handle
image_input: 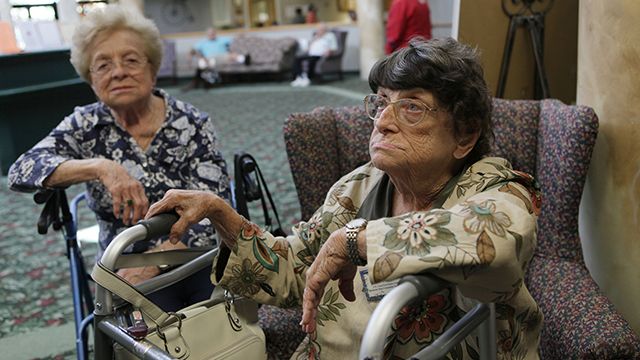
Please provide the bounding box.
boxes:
[92,213,203,326]
[92,261,172,326]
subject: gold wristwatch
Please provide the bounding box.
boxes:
[345,218,368,266]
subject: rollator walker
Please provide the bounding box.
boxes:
[36,187,496,360]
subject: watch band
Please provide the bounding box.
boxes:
[346,228,367,266]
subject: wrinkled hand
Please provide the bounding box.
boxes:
[117,264,160,285]
[116,240,188,284]
[300,229,357,334]
[146,189,219,244]
[98,160,149,225]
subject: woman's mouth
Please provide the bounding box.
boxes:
[371,141,399,151]
[110,86,133,93]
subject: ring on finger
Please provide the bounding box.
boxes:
[126,199,134,206]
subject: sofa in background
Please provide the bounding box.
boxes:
[216,35,298,81]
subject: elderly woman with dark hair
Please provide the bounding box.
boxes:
[8,4,230,311]
[147,37,542,359]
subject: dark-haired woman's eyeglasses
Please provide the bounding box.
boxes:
[363,94,438,126]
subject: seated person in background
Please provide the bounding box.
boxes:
[7,4,231,312]
[146,37,543,358]
[290,7,306,24]
[290,23,337,87]
[185,27,250,89]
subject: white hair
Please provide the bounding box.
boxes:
[70,4,163,83]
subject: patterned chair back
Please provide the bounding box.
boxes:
[284,105,371,220]
[285,99,600,260]
[490,98,598,261]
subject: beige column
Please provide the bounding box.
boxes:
[356,0,385,80]
[577,0,640,334]
[120,0,144,12]
[56,0,78,46]
[0,0,12,23]
[56,0,78,22]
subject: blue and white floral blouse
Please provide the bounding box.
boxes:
[8,88,230,253]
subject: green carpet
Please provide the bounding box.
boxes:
[0,76,370,359]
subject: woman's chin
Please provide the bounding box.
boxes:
[371,155,399,173]
[102,92,147,109]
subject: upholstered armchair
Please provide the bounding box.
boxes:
[283,99,640,359]
[313,29,348,82]
[157,38,177,83]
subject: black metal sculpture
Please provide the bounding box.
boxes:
[497,0,554,99]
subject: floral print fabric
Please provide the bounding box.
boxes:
[8,88,230,253]
[214,157,542,359]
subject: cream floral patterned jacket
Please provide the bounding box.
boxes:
[213,157,543,360]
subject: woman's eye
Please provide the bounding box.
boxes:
[96,63,110,71]
[405,102,422,112]
[125,58,141,65]
[374,100,387,109]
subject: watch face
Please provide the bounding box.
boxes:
[347,218,367,229]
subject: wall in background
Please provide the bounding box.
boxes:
[279,0,351,24]
[428,0,455,39]
[145,0,212,34]
[577,0,640,335]
[457,0,578,104]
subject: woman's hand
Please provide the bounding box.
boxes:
[116,240,187,284]
[97,160,149,226]
[146,189,218,244]
[146,189,245,247]
[42,158,149,225]
[300,228,358,334]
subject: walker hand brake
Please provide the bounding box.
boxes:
[125,309,149,340]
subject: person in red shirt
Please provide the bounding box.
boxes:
[306,3,318,24]
[385,0,432,54]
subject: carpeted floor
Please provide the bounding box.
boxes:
[0,75,370,359]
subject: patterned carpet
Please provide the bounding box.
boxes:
[0,75,370,359]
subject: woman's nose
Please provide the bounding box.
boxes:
[110,61,128,77]
[374,106,398,132]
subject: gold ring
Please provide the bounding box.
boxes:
[126,199,134,206]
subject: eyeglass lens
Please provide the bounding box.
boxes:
[365,95,429,125]
[92,54,146,76]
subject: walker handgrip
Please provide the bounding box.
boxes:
[138,213,179,241]
[399,274,448,299]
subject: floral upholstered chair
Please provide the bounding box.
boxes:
[282,99,640,359]
[313,29,348,82]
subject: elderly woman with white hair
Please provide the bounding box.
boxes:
[8,4,230,311]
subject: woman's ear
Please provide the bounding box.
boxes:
[453,131,480,160]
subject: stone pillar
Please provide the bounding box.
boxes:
[120,0,144,13]
[0,0,12,23]
[577,0,640,334]
[356,0,384,80]
[57,0,78,23]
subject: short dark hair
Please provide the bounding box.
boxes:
[368,37,493,166]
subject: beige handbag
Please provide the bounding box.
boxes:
[92,263,267,360]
